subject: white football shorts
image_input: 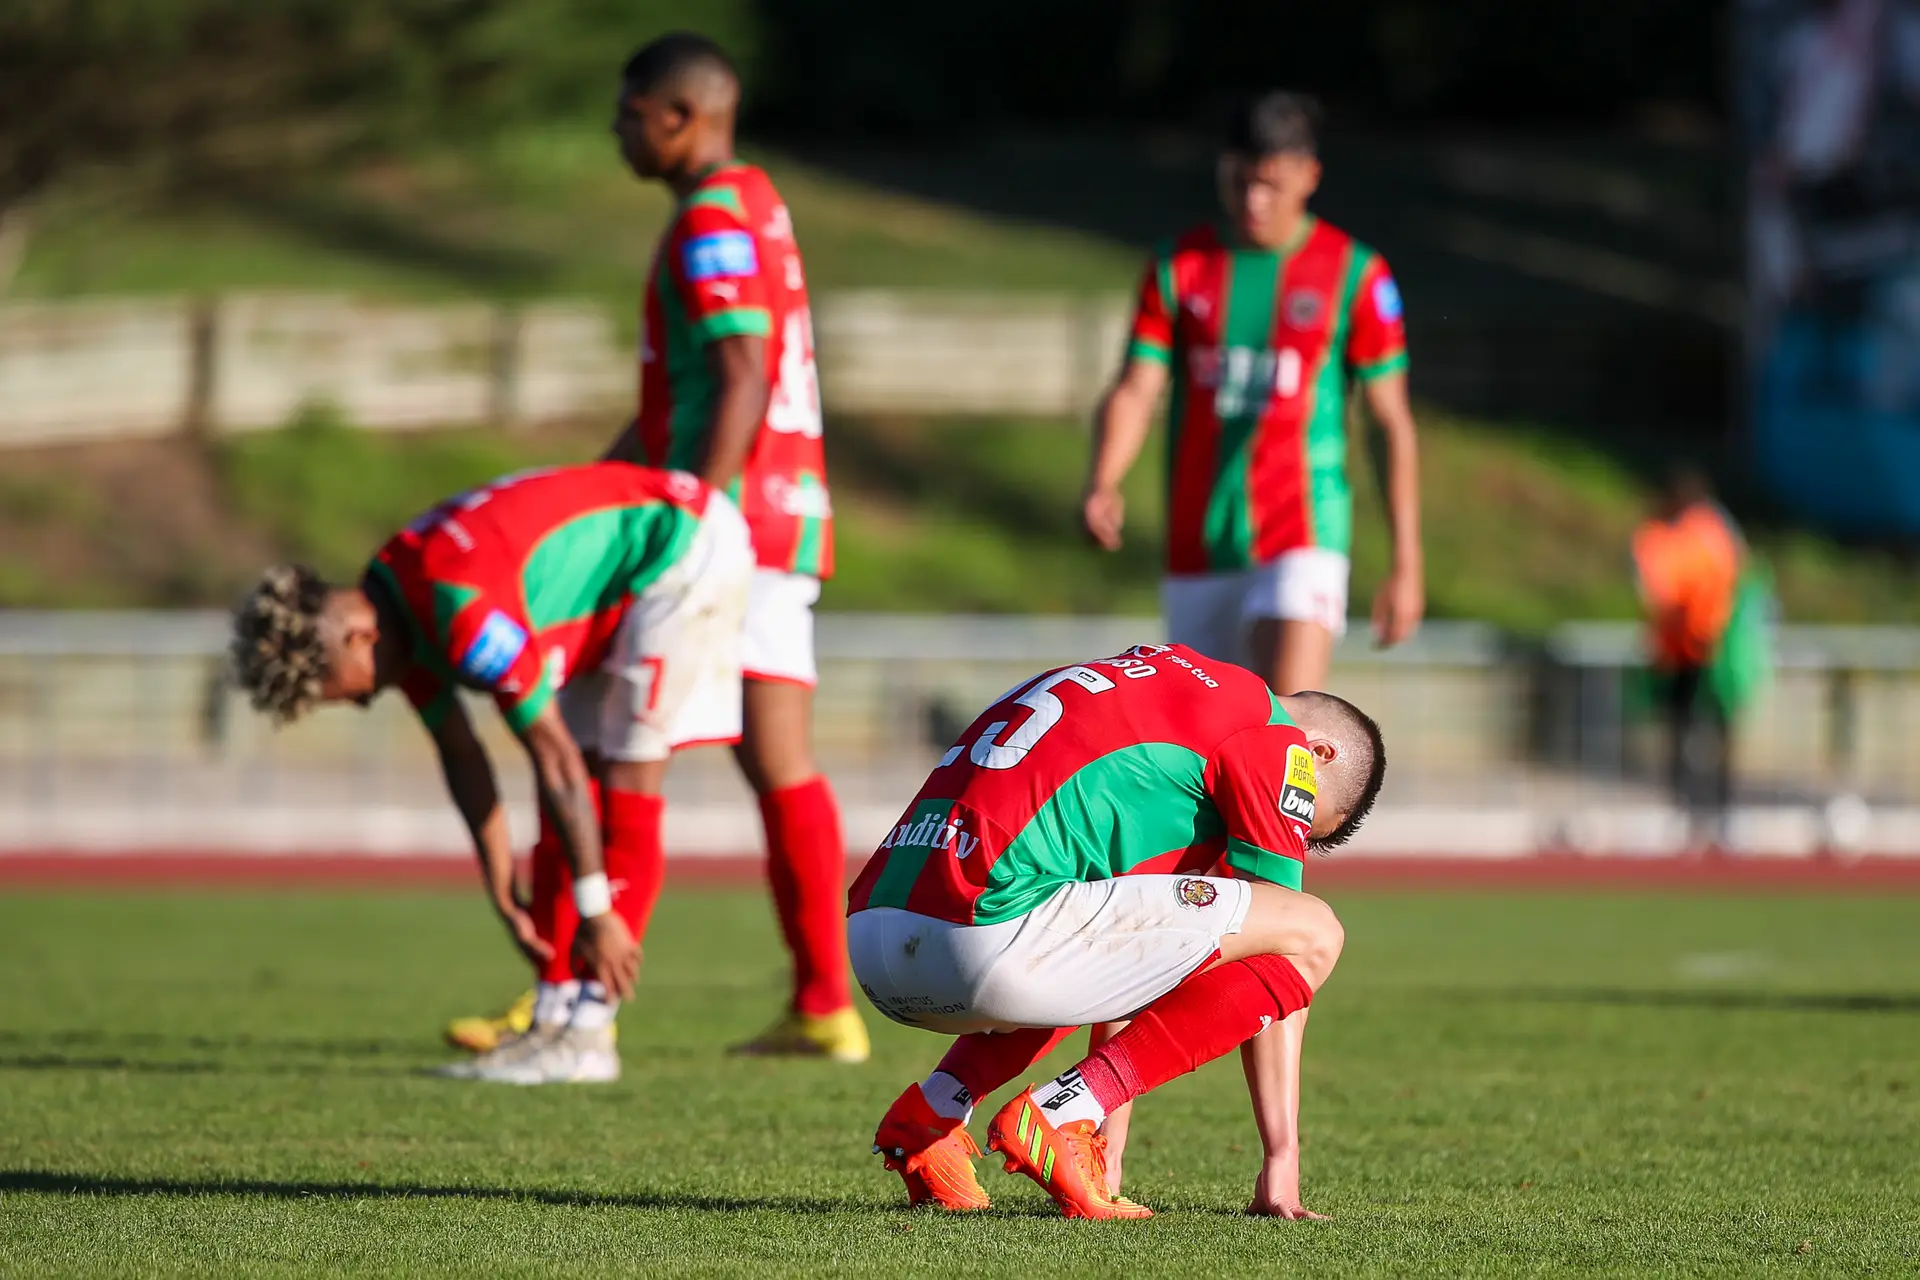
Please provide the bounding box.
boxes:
[558,492,753,761]
[848,874,1252,1034]
[1161,547,1350,665]
[741,568,820,687]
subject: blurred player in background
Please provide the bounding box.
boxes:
[455,35,866,1063]
[849,644,1383,1219]
[1632,466,1746,834]
[232,463,752,1083]
[1082,91,1425,695]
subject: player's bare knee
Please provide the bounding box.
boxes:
[1295,903,1344,991]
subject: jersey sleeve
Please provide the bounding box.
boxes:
[438,597,554,734]
[1204,724,1316,890]
[665,196,773,345]
[1345,250,1409,382]
[1123,249,1176,367]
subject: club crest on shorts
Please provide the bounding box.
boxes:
[1176,878,1218,908]
[1279,743,1318,828]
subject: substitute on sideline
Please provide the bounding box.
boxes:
[1082,91,1425,695]
[847,643,1384,1219]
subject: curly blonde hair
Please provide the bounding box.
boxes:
[230,564,333,725]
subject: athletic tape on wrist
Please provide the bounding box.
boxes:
[572,872,612,919]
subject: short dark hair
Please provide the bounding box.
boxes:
[1307,696,1386,853]
[1226,90,1322,159]
[622,32,736,95]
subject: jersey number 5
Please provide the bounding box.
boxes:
[940,665,1116,771]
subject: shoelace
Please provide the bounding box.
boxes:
[1068,1128,1117,1201]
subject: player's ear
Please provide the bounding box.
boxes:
[1306,737,1338,766]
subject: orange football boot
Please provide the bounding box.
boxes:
[871,1084,992,1211]
[986,1086,1153,1220]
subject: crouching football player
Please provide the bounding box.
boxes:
[848,643,1381,1218]
[230,463,752,1083]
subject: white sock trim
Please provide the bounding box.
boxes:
[1034,1067,1107,1128]
[532,980,581,1029]
[569,982,619,1030]
[919,1071,974,1123]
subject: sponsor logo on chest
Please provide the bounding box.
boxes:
[880,802,982,860]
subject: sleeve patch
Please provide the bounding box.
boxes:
[459,611,527,685]
[682,230,758,281]
[1279,743,1318,828]
[1372,275,1403,323]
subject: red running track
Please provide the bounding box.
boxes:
[3,852,1919,890]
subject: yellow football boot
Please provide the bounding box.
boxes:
[443,989,535,1055]
[728,1006,871,1063]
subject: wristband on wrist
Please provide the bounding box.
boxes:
[572,871,612,919]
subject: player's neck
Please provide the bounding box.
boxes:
[1240,209,1313,254]
[666,138,737,197]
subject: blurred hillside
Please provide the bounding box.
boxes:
[2,408,1914,629]
[3,0,1912,622]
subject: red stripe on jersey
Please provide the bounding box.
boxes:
[1164,232,1230,575]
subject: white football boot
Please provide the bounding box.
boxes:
[433,1024,562,1080]
[477,1023,620,1085]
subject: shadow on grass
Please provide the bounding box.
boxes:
[1488,987,1920,1015]
[0,1169,1061,1217]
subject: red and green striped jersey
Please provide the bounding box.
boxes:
[637,162,833,579]
[362,463,711,734]
[1126,218,1408,572]
[846,644,1318,926]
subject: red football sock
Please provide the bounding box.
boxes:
[760,775,852,1016]
[1075,955,1313,1113]
[936,1026,1077,1102]
[602,788,666,942]
[527,779,602,984]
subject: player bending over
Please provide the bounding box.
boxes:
[848,643,1383,1219]
[230,463,752,1084]
[452,32,869,1064]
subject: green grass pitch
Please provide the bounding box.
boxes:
[1,886,1915,1276]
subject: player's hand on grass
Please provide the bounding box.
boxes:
[574,913,640,999]
[1081,487,1126,551]
[1246,1155,1329,1220]
[1370,562,1424,649]
[494,895,556,968]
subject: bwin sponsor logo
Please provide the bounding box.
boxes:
[879,810,981,859]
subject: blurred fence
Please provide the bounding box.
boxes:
[1,611,1917,858]
[1,293,1718,443]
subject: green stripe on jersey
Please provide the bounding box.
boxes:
[790,471,828,577]
[683,184,746,216]
[520,504,699,632]
[975,741,1223,925]
[655,269,713,471]
[1203,250,1283,571]
[1301,245,1367,554]
[693,308,772,342]
[1356,350,1409,380]
[1268,693,1296,726]
[432,582,478,650]
[1225,837,1303,890]
[864,798,960,909]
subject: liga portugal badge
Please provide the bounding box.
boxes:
[1176,878,1218,908]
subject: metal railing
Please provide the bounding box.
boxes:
[1,611,1916,855]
